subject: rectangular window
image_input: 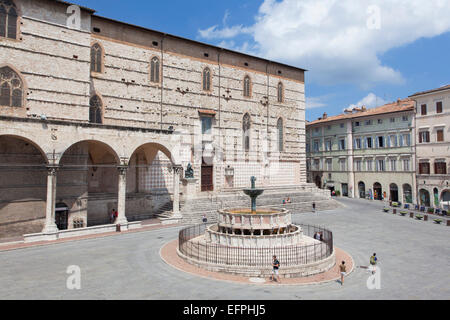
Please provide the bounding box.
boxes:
[376,159,385,172]
[436,101,443,114]
[402,116,408,121]
[366,137,373,149]
[313,159,320,171]
[366,159,373,171]
[390,118,395,123]
[355,160,362,171]
[402,133,411,146]
[201,116,212,134]
[306,143,310,153]
[377,136,385,148]
[419,162,430,174]
[378,119,383,124]
[340,123,345,128]
[365,120,372,126]
[435,161,447,174]
[419,131,430,143]
[326,159,332,171]
[421,104,427,115]
[390,159,397,171]
[403,158,410,171]
[339,159,347,171]
[437,129,444,142]
[313,140,320,152]
[355,138,361,149]
[325,140,332,151]
[339,139,346,150]
[354,121,360,127]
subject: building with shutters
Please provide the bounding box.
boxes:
[409,85,450,210]
[306,99,417,204]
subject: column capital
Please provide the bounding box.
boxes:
[46,165,59,176]
[117,165,129,175]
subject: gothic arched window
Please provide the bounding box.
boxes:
[89,95,102,124]
[277,82,283,103]
[150,56,160,83]
[0,0,18,40]
[243,113,251,151]
[91,43,103,73]
[0,66,23,107]
[243,76,251,97]
[202,67,211,91]
[277,118,284,152]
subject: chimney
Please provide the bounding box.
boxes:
[361,105,367,112]
[397,98,401,105]
[322,112,328,119]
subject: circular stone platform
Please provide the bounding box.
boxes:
[160,239,354,286]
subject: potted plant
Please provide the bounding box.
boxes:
[416,214,423,220]
[427,208,435,214]
[335,190,341,197]
[433,219,443,224]
[383,208,390,213]
[400,210,408,216]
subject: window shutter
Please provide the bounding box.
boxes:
[387,136,391,148]
[364,138,367,149]
[394,135,398,147]
[419,133,422,144]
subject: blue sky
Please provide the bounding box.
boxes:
[74,0,450,122]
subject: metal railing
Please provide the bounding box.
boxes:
[179,223,333,267]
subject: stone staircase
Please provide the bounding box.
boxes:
[178,184,341,225]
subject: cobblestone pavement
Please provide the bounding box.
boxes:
[0,198,448,300]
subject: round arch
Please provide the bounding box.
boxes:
[402,184,413,204]
[129,142,174,166]
[0,134,49,164]
[389,183,399,202]
[419,189,431,207]
[440,189,450,210]
[373,182,382,200]
[57,139,120,165]
[358,181,366,199]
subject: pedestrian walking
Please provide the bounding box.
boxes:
[271,255,281,283]
[110,209,116,224]
[370,253,378,274]
[202,214,208,224]
[339,261,346,285]
[312,202,316,213]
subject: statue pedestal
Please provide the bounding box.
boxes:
[182,178,198,201]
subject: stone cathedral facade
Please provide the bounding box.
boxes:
[0,0,328,240]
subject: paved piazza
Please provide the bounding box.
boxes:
[0,198,448,300]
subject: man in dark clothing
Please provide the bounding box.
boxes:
[271,255,281,283]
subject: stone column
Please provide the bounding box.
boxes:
[116,166,128,225]
[42,166,59,234]
[172,165,182,217]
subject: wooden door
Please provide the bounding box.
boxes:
[201,165,214,192]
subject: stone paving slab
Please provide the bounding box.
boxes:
[160,239,354,286]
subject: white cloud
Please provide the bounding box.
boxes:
[306,96,327,109]
[198,0,450,87]
[347,93,387,110]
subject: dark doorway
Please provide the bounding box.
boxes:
[390,184,399,202]
[358,182,366,199]
[55,203,69,230]
[314,175,321,188]
[373,183,383,200]
[342,183,348,197]
[201,160,214,192]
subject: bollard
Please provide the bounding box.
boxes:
[393,209,397,214]
[410,212,414,218]
[116,224,121,232]
[424,215,428,221]
[447,220,450,227]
